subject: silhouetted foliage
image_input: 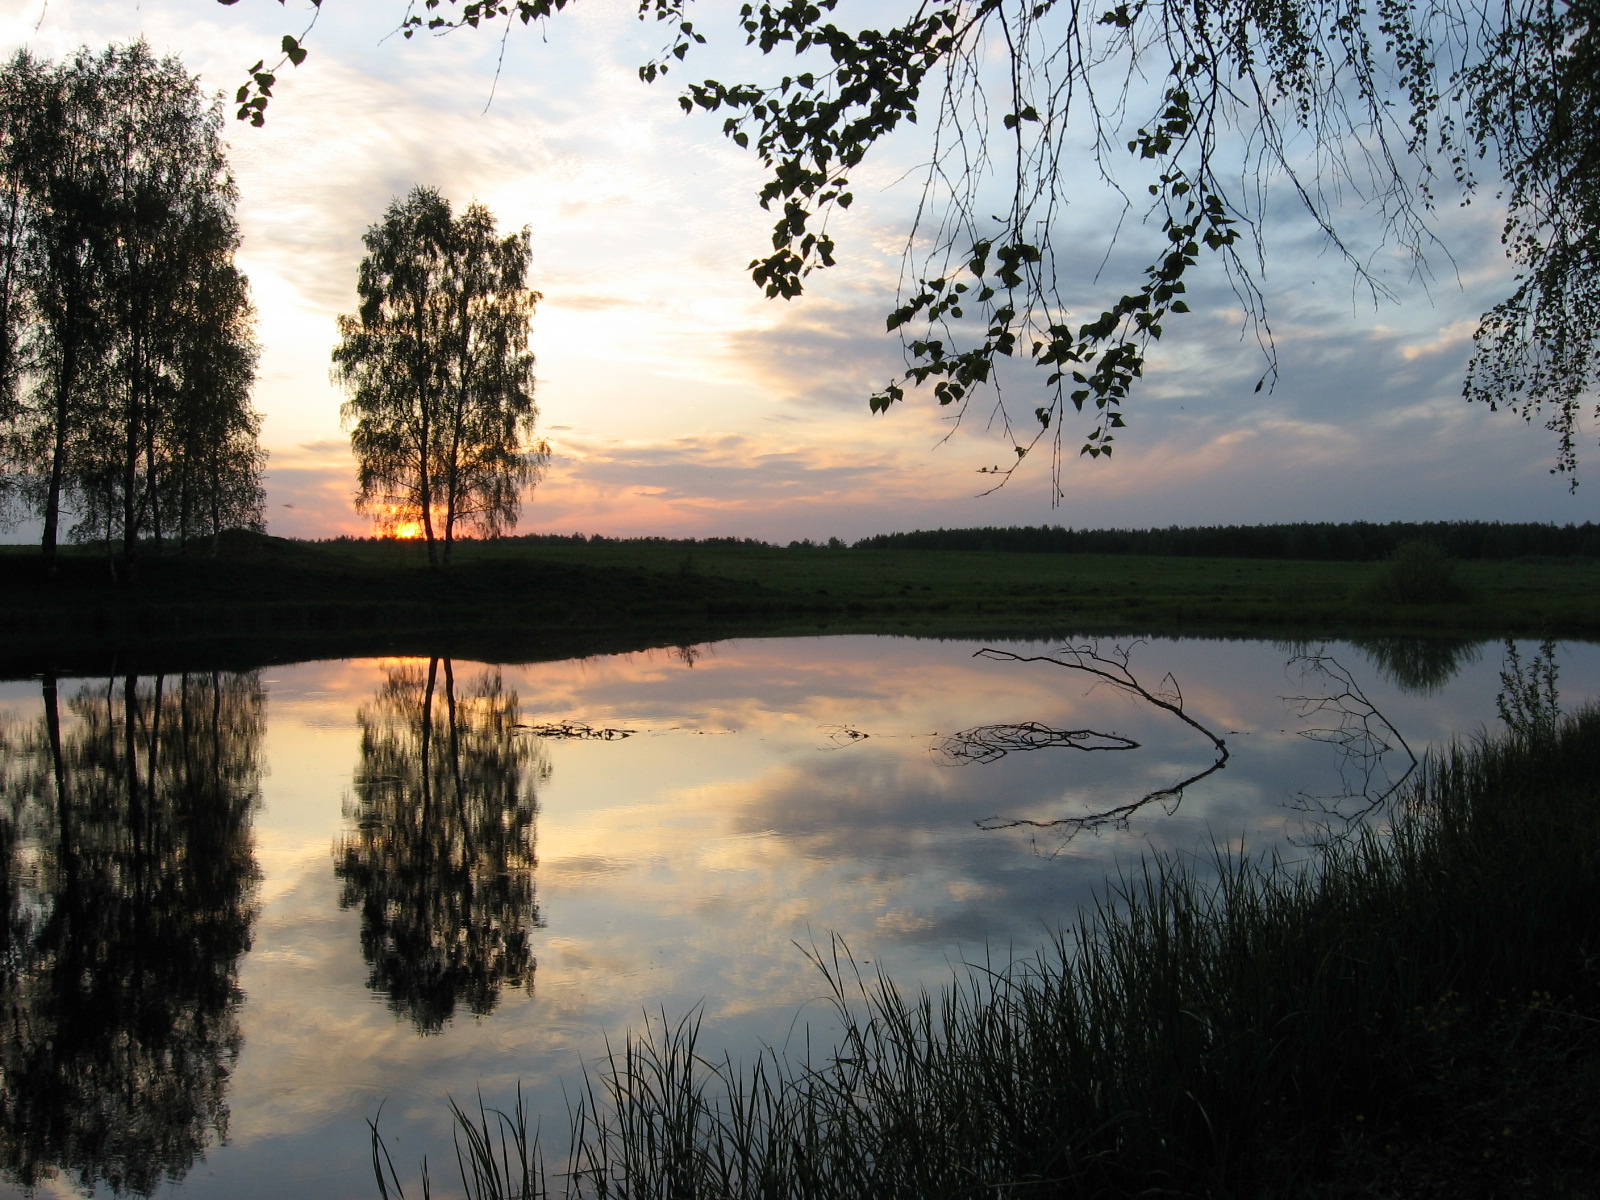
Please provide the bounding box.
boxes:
[235,1,1600,487]
[0,44,263,573]
[1496,638,1562,740]
[335,657,547,1032]
[0,671,263,1196]
[852,521,1600,561]
[334,186,548,568]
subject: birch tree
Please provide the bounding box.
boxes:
[0,44,264,574]
[334,186,547,567]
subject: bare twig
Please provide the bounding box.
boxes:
[969,643,1229,842]
[1284,652,1419,826]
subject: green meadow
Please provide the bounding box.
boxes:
[3,531,1598,670]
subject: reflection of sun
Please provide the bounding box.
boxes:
[393,521,423,540]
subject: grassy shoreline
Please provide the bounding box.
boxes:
[3,532,1599,674]
[377,713,1600,1200]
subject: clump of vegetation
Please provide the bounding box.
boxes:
[0,43,265,573]
[375,710,1600,1198]
[1497,637,1562,741]
[1355,540,1474,606]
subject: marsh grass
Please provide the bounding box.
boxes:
[371,1088,545,1200]
[388,712,1599,1196]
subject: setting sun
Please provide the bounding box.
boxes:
[392,522,424,540]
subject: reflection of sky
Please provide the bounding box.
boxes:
[3,634,1598,1199]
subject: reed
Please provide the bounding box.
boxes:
[376,710,1600,1197]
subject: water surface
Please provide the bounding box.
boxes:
[1,634,1592,1198]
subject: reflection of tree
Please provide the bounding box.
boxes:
[0,671,263,1197]
[1351,635,1483,695]
[336,658,548,1033]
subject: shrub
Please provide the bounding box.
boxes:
[1355,539,1472,605]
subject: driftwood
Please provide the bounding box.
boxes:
[516,721,636,740]
[964,644,1230,842]
[935,721,1139,765]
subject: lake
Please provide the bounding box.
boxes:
[2,633,1594,1199]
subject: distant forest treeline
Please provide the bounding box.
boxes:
[324,520,1600,561]
[851,522,1600,560]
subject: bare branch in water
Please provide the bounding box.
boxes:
[1284,652,1419,831]
[819,724,871,750]
[517,721,636,740]
[970,644,1229,843]
[936,721,1139,765]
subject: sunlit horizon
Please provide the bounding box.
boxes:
[1,0,1595,548]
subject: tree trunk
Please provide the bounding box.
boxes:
[0,186,21,399]
[414,294,440,571]
[120,317,144,582]
[40,319,78,576]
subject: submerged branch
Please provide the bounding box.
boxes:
[1285,651,1419,827]
[936,721,1138,765]
[970,643,1229,840]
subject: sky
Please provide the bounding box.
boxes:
[2,0,1596,543]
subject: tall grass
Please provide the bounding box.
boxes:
[376,711,1600,1198]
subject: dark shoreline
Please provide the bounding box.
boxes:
[4,533,1598,677]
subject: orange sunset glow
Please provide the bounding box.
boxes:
[0,0,1590,554]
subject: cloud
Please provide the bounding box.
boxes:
[294,440,350,459]
[727,301,909,413]
[262,465,363,539]
[5,0,1594,549]
[568,434,887,498]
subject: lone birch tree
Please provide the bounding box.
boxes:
[334,186,547,567]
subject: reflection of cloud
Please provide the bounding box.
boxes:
[132,634,1576,1182]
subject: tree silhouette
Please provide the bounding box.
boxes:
[0,670,263,1196]
[334,187,547,567]
[335,658,548,1033]
[0,44,263,572]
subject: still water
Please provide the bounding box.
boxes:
[2,633,1595,1199]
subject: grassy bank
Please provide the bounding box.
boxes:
[377,713,1600,1199]
[343,532,1600,633]
[3,533,1599,673]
